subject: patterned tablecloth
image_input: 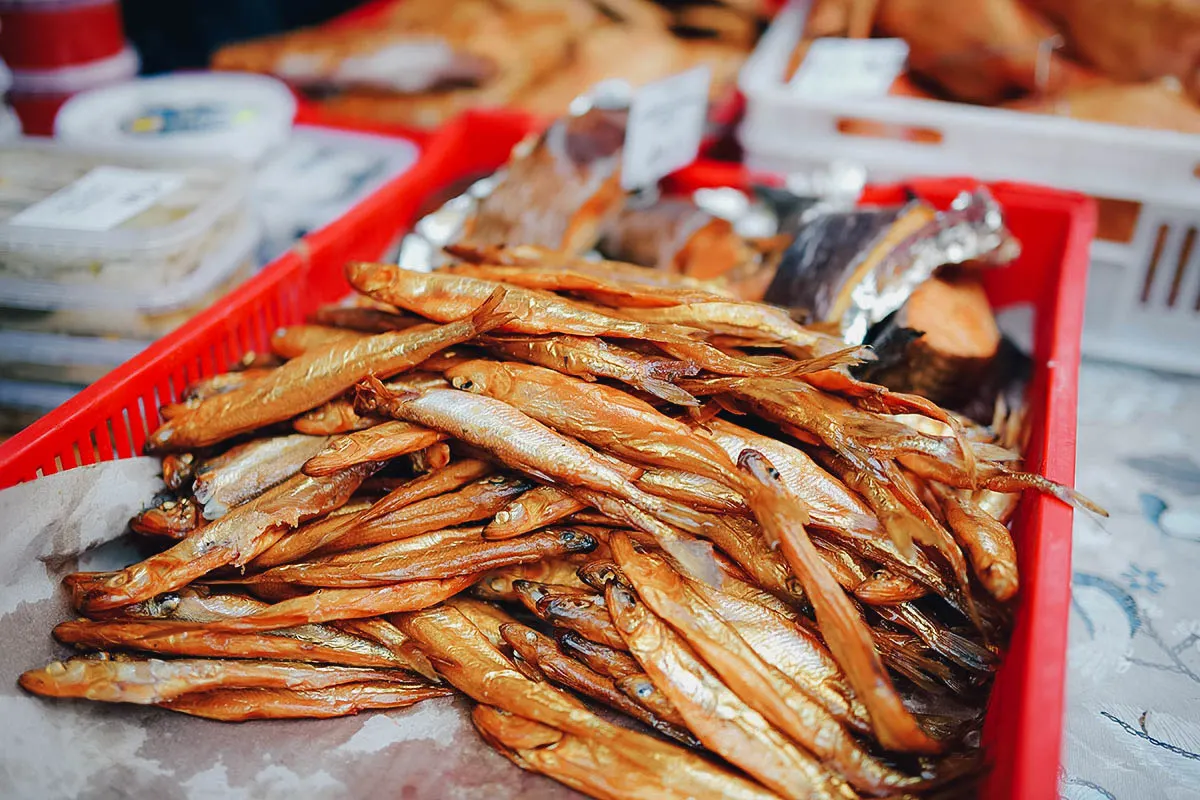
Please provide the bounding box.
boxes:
[1062,362,1200,800]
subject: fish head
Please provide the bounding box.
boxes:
[556,528,599,555]
[445,359,512,396]
[575,559,626,592]
[604,582,646,636]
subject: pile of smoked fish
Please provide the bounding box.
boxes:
[19,113,1103,799]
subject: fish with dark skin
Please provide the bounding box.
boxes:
[67,464,376,614]
[397,606,779,800]
[160,681,452,722]
[161,453,196,491]
[739,449,944,755]
[499,622,701,748]
[481,333,700,407]
[146,289,511,451]
[606,583,858,800]
[555,630,640,681]
[610,535,923,795]
[514,581,628,652]
[18,657,416,705]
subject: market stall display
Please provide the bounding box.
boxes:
[210,0,770,126]
[1,106,1096,800]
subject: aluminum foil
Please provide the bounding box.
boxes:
[841,188,1018,345]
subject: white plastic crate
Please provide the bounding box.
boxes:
[740,0,1200,374]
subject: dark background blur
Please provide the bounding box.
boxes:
[123,0,360,74]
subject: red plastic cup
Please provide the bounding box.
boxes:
[0,0,125,71]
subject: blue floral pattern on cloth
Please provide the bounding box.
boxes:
[1062,363,1200,799]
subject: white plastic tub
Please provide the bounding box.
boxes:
[740,0,1200,374]
[0,214,259,338]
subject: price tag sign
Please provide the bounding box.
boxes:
[790,38,909,98]
[621,66,711,190]
[10,166,186,232]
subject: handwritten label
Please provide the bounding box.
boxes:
[790,38,909,98]
[10,167,186,232]
[621,66,711,190]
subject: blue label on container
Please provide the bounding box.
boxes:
[122,104,257,136]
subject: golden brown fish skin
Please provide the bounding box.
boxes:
[194,434,332,520]
[605,583,856,800]
[739,450,943,755]
[294,397,384,435]
[445,359,741,488]
[312,304,423,333]
[271,324,366,360]
[445,597,522,650]
[130,497,203,540]
[182,369,274,402]
[357,381,709,536]
[147,289,511,452]
[610,535,919,795]
[851,569,931,605]
[331,618,441,683]
[612,672,693,732]
[500,622,701,748]
[514,581,628,652]
[444,263,733,308]
[481,333,700,407]
[555,630,641,681]
[18,657,415,705]
[683,574,871,736]
[409,442,451,473]
[249,504,365,571]
[361,459,493,522]
[68,464,375,614]
[619,300,838,352]
[160,681,452,722]
[51,619,406,668]
[471,705,781,800]
[635,467,749,514]
[399,606,779,800]
[259,474,527,568]
[303,422,446,477]
[485,484,587,539]
[317,526,486,566]
[195,574,481,632]
[473,556,594,602]
[249,528,598,589]
[346,262,702,344]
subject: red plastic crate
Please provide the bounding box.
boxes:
[0,114,1094,800]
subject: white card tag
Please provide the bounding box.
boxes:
[790,38,909,98]
[621,66,711,190]
[10,166,186,232]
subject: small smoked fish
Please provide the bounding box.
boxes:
[271,324,365,360]
[346,262,703,345]
[312,304,423,333]
[130,496,203,539]
[473,556,594,602]
[18,657,414,704]
[482,333,700,407]
[161,681,451,721]
[303,421,446,477]
[194,434,331,520]
[68,464,375,614]
[485,484,587,539]
[515,581,628,652]
[147,290,510,451]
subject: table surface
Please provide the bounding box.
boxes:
[1061,361,1200,800]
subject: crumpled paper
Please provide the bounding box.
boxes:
[0,459,575,800]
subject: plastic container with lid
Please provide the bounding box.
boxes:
[56,73,297,164]
[9,45,138,134]
[0,213,260,338]
[0,0,125,71]
[253,123,422,261]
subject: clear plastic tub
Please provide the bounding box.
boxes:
[0,214,259,338]
[0,138,249,287]
[0,329,147,383]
